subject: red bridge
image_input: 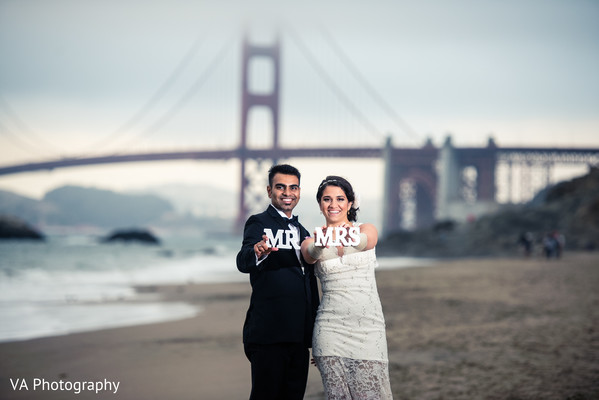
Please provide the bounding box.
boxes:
[1,35,597,235]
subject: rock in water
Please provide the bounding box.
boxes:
[0,214,44,240]
[102,229,160,245]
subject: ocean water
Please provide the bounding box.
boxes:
[0,234,434,343]
[0,234,245,343]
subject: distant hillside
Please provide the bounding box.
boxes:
[379,167,599,257]
[0,185,235,233]
[134,183,236,218]
[43,186,173,228]
[0,189,46,225]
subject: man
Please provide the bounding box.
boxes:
[236,164,319,400]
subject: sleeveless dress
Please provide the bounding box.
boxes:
[312,233,393,400]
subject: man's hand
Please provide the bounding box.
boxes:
[254,234,279,259]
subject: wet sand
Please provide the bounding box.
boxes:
[1,252,598,399]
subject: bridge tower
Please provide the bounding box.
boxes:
[437,136,499,222]
[236,34,281,230]
[437,136,461,220]
[382,138,438,236]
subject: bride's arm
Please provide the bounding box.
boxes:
[358,223,378,250]
[301,237,319,264]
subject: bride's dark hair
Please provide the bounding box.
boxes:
[316,175,359,222]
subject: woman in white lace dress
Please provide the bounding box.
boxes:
[301,176,393,400]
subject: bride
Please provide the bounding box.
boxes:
[301,176,393,399]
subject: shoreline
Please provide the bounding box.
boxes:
[0,254,434,344]
[1,252,598,399]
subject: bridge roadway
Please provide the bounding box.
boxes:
[0,146,597,176]
[0,147,385,176]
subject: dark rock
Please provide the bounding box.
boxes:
[101,228,160,245]
[433,220,456,233]
[0,214,44,240]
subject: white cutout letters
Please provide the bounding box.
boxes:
[263,228,300,250]
[314,226,360,247]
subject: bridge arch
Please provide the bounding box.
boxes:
[398,167,437,229]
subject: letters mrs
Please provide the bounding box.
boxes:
[263,226,361,250]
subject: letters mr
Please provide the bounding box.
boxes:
[263,228,300,250]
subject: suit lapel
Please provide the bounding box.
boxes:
[267,205,292,231]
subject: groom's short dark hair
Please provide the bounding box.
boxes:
[268,164,301,186]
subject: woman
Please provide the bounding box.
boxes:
[301,176,393,399]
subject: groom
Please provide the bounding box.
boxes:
[236,164,319,400]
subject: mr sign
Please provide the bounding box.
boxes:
[263,228,301,250]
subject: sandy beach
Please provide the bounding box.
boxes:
[1,252,598,399]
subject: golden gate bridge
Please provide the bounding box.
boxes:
[1,33,598,235]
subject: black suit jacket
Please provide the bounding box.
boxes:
[236,205,319,346]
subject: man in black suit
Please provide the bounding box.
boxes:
[236,164,319,400]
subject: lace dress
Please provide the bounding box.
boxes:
[312,243,393,399]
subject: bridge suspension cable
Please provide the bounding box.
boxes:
[316,25,421,144]
[0,120,56,158]
[85,33,209,153]
[286,26,385,142]
[108,33,238,154]
[0,96,66,157]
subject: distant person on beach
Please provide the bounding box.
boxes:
[301,176,393,399]
[543,231,564,259]
[236,164,319,400]
[518,232,534,257]
[554,231,565,258]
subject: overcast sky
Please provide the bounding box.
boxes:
[0,0,598,202]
